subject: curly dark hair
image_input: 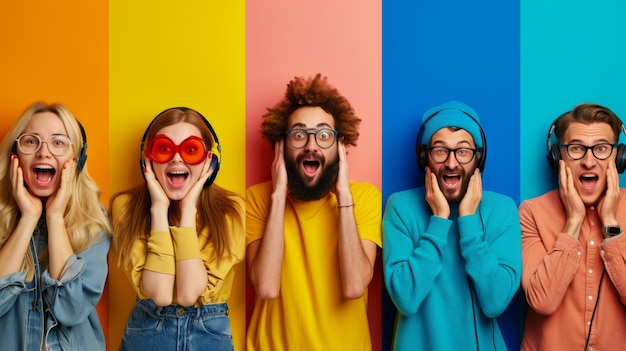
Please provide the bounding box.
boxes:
[261,73,361,146]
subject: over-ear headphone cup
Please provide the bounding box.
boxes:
[615,143,626,173]
[205,155,220,186]
[417,146,427,171]
[547,144,561,171]
[76,150,87,172]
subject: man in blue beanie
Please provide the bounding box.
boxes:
[382,101,522,350]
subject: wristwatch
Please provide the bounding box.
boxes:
[602,225,622,236]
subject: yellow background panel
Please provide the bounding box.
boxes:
[108,1,246,350]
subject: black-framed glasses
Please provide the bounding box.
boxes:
[285,128,339,149]
[427,146,476,164]
[559,143,616,160]
[15,133,73,156]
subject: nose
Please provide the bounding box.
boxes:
[304,133,318,151]
[36,141,53,158]
[580,148,596,168]
[444,150,459,168]
[170,152,184,163]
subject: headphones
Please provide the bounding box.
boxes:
[75,122,88,172]
[416,108,487,172]
[546,111,626,173]
[140,107,221,186]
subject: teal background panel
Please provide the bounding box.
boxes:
[521,0,626,202]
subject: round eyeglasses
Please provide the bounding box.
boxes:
[15,133,73,156]
[144,134,208,165]
[559,143,616,160]
[285,128,339,149]
[427,146,476,164]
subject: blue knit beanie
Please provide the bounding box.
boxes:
[419,100,483,148]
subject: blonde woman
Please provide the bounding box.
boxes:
[111,107,245,351]
[0,102,111,350]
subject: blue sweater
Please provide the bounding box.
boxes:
[383,187,521,351]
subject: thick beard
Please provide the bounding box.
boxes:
[438,165,477,204]
[285,156,339,202]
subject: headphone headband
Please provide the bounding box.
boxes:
[140,107,221,186]
[546,110,626,173]
[416,107,487,172]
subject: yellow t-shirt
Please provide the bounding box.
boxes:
[246,181,382,351]
[112,194,245,305]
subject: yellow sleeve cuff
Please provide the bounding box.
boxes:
[171,226,202,261]
[144,230,175,274]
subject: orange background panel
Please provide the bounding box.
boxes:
[0,0,110,342]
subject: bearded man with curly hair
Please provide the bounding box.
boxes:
[246,74,382,351]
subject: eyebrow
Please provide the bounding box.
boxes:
[289,122,334,129]
[431,139,474,147]
[566,138,613,145]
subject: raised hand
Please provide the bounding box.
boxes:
[10,154,42,220]
[144,158,170,209]
[272,140,289,197]
[558,160,585,239]
[459,168,482,216]
[425,166,450,219]
[597,160,620,226]
[335,141,351,194]
[45,158,76,217]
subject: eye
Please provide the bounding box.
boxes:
[433,147,447,155]
[51,137,69,147]
[569,145,584,153]
[318,130,331,140]
[292,130,306,140]
[596,144,609,153]
[22,135,39,145]
[457,149,469,156]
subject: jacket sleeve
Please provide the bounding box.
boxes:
[41,234,111,326]
[520,200,579,315]
[383,191,451,315]
[458,194,522,318]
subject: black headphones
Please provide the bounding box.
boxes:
[139,107,221,186]
[416,108,487,172]
[546,111,626,173]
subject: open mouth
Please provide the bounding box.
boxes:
[301,159,321,176]
[33,165,56,185]
[442,174,461,186]
[167,170,189,186]
[579,174,598,189]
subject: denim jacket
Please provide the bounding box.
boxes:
[0,219,110,351]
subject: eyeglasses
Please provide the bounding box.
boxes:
[285,128,338,149]
[144,134,208,165]
[559,143,616,160]
[15,133,73,156]
[427,147,476,164]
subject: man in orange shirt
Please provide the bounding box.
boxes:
[520,103,626,350]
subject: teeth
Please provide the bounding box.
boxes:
[169,170,187,175]
[35,165,54,170]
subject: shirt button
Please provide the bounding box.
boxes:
[590,240,595,246]
[588,320,592,325]
[578,251,582,256]
[178,307,184,313]
[588,295,593,300]
[588,269,593,274]
[590,206,595,210]
[590,221,595,226]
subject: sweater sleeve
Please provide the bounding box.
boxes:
[383,189,451,315]
[458,193,522,318]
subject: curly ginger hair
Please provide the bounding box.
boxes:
[261,73,362,146]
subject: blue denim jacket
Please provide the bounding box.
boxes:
[0,220,110,351]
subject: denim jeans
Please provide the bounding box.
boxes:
[120,299,233,351]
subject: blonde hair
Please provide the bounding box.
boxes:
[111,107,243,267]
[0,102,111,282]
